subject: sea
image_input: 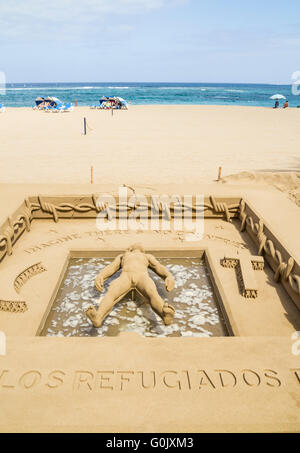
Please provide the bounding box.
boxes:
[1,82,299,108]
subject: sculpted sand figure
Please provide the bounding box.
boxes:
[86,244,175,328]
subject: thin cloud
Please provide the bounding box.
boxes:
[0,0,186,18]
[0,0,187,40]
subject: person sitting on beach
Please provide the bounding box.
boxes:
[274,100,279,109]
[283,100,289,109]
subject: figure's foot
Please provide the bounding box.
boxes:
[85,305,103,328]
[162,303,175,325]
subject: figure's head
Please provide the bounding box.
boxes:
[127,243,145,253]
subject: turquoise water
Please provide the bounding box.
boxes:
[1,82,299,108]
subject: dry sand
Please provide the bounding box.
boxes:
[0,106,300,433]
[0,105,299,185]
[222,171,300,207]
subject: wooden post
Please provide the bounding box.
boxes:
[84,117,87,135]
[218,166,222,181]
[91,166,94,184]
[111,108,113,117]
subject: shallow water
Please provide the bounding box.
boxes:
[41,257,227,338]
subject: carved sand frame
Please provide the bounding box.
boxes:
[0,194,299,312]
[0,194,241,264]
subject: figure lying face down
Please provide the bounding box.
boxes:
[85,243,175,328]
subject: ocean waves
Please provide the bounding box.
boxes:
[2,82,296,107]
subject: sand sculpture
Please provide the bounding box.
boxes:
[0,196,299,311]
[221,253,264,298]
[14,262,47,293]
[0,195,240,263]
[0,299,27,313]
[86,244,175,328]
[239,200,300,308]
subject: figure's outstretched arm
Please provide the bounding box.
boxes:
[95,254,122,291]
[147,254,175,292]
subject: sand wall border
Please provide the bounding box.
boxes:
[239,199,300,310]
[0,194,240,264]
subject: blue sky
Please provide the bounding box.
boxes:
[0,0,299,83]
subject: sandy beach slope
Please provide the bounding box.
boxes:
[0,105,299,185]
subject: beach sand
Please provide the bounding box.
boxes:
[0,105,299,185]
[222,171,300,207]
[0,105,300,433]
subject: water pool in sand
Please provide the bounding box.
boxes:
[41,257,227,337]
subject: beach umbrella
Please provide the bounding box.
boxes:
[270,94,286,100]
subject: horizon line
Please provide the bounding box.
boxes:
[4,81,292,86]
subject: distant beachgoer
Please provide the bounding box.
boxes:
[274,100,279,109]
[283,100,289,109]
